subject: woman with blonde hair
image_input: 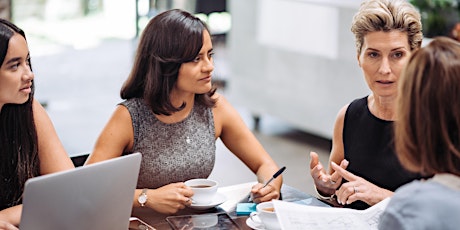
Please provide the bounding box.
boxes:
[309,0,423,209]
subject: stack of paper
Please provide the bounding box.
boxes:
[273,198,390,230]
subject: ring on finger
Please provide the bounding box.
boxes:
[353,186,358,194]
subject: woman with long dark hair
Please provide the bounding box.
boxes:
[0,19,74,229]
[86,9,283,214]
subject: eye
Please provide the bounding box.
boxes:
[9,62,19,70]
[208,52,215,59]
[367,52,379,58]
[193,56,201,63]
[392,51,404,59]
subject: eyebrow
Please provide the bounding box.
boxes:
[366,47,407,52]
[199,48,214,55]
[4,57,21,65]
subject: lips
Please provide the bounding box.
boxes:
[20,84,32,93]
[376,80,394,84]
[200,76,212,81]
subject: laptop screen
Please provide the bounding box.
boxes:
[20,153,141,230]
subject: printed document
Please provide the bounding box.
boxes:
[273,197,390,230]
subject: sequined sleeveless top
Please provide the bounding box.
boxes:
[120,98,216,189]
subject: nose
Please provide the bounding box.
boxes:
[23,65,34,82]
[378,57,391,75]
[202,57,214,73]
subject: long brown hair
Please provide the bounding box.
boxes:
[395,37,460,176]
[0,19,39,209]
[121,9,216,115]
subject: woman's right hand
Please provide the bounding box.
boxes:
[309,151,349,196]
[147,182,194,214]
[0,221,17,230]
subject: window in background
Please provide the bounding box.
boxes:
[9,0,137,156]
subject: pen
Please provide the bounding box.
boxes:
[262,166,286,188]
[248,166,286,202]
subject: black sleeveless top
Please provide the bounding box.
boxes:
[343,96,421,210]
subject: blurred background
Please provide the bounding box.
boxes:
[1,0,459,195]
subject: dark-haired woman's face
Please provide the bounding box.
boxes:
[174,30,214,96]
[0,33,33,110]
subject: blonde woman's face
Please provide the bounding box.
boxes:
[358,30,411,98]
[0,33,33,110]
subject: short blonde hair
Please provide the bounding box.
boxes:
[351,0,423,55]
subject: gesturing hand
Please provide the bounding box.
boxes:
[0,221,18,230]
[148,182,194,214]
[309,152,348,196]
[330,162,393,206]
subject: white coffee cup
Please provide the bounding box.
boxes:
[184,178,218,205]
[249,201,281,230]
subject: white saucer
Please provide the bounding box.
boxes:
[189,193,227,210]
[246,216,265,230]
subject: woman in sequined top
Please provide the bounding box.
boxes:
[86,9,283,214]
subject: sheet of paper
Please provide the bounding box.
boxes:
[273,198,390,230]
[218,182,254,212]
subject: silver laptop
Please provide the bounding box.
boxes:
[20,153,142,230]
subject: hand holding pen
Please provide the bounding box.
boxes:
[249,166,286,202]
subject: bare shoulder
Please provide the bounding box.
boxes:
[31,99,57,132]
[211,93,244,137]
[335,104,349,122]
[329,103,350,168]
[32,99,74,172]
[88,104,134,162]
[99,104,133,142]
[332,103,350,138]
[212,92,229,107]
[111,104,132,122]
[211,93,237,118]
[32,99,49,118]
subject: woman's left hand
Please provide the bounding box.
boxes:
[250,183,281,203]
[331,162,393,206]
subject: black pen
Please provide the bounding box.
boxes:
[248,166,286,202]
[262,166,286,188]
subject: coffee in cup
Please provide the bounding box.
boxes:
[249,201,281,230]
[190,185,212,188]
[263,207,275,212]
[184,179,218,205]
